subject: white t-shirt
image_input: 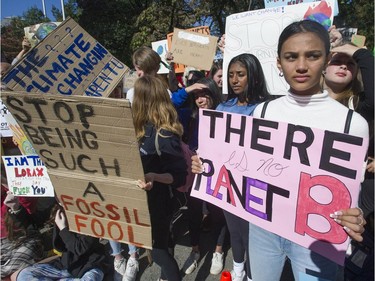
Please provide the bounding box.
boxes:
[125,87,172,105]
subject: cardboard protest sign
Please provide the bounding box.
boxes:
[170,28,218,71]
[191,109,368,265]
[1,91,152,249]
[351,34,366,48]
[24,22,61,47]
[167,26,210,73]
[223,0,335,94]
[151,39,170,74]
[3,17,128,98]
[2,155,54,197]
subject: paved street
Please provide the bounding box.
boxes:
[109,215,296,281]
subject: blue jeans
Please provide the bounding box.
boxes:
[17,263,104,281]
[109,240,138,256]
[248,223,338,281]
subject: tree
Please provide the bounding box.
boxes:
[334,0,374,51]
[1,6,51,61]
[51,0,82,22]
[76,0,151,66]
[3,0,372,68]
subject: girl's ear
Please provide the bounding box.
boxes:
[277,57,282,72]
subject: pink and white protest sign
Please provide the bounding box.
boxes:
[191,109,368,265]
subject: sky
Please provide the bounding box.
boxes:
[1,0,64,20]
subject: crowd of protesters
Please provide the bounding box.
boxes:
[0,13,373,281]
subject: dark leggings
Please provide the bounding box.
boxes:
[188,195,227,247]
[152,248,181,281]
[224,210,251,279]
[205,202,227,246]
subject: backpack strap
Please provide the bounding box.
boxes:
[344,109,354,134]
[260,100,271,118]
[155,132,161,156]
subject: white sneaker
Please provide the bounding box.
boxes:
[210,252,224,275]
[114,258,127,276]
[123,257,139,281]
[182,251,200,274]
[231,270,246,281]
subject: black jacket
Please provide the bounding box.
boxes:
[50,226,108,278]
[139,124,187,248]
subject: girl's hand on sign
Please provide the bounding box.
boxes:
[165,52,174,64]
[328,25,342,49]
[330,207,366,242]
[191,155,204,174]
[22,37,31,52]
[137,174,154,191]
[55,209,68,230]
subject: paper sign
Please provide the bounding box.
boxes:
[337,27,357,43]
[2,155,54,197]
[264,0,339,16]
[151,39,170,74]
[1,101,12,137]
[167,26,210,73]
[1,91,152,249]
[170,28,218,71]
[3,18,129,98]
[223,0,335,95]
[24,22,61,47]
[191,109,368,265]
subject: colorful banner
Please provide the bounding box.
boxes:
[24,22,61,47]
[191,109,368,265]
[4,114,37,155]
[2,155,54,197]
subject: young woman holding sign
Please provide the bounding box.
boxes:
[180,77,228,276]
[249,19,369,281]
[191,54,270,281]
[221,54,270,281]
[133,75,187,281]
[193,20,368,281]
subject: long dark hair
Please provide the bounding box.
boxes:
[191,77,222,118]
[227,53,270,104]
